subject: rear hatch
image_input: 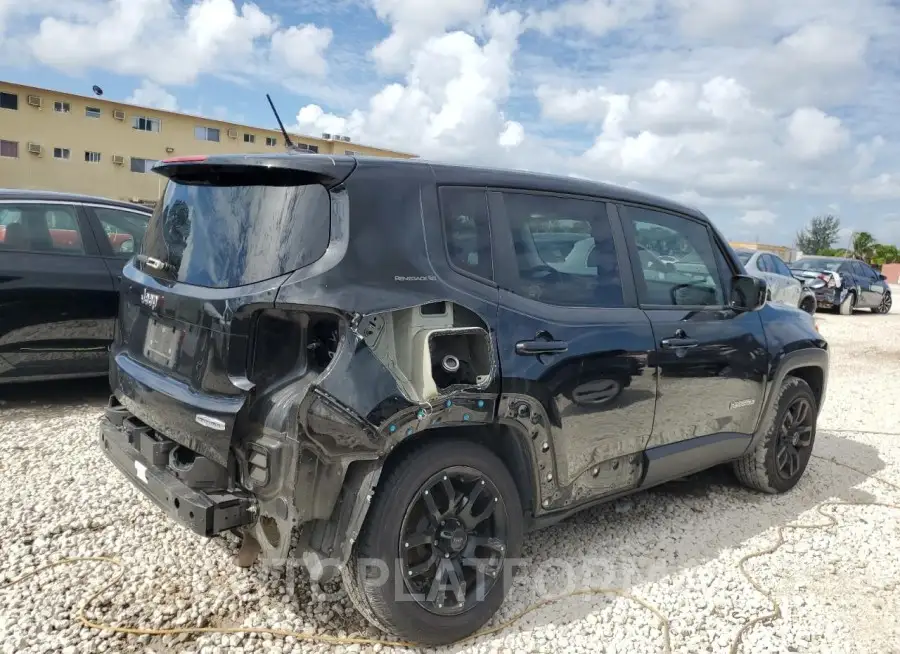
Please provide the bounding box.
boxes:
[789,260,842,290]
[111,155,355,466]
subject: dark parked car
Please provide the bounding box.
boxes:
[0,189,151,383]
[98,154,828,645]
[790,255,892,315]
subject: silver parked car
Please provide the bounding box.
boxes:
[735,249,815,314]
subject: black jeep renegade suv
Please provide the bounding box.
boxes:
[99,153,828,645]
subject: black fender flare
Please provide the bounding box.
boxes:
[745,347,828,453]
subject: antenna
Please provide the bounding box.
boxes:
[265,93,294,149]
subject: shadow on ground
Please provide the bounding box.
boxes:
[213,431,886,652]
[0,376,110,410]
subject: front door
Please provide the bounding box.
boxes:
[615,203,768,457]
[490,190,657,512]
[0,201,114,381]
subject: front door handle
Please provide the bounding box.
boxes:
[660,337,699,349]
[516,339,569,356]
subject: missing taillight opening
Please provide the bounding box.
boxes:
[249,310,341,387]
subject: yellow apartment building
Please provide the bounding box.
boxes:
[0,80,416,205]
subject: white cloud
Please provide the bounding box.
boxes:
[269,24,333,77]
[852,173,900,200]
[23,0,331,86]
[527,0,656,36]
[739,209,777,226]
[126,80,179,112]
[785,107,850,161]
[293,8,527,162]
[369,0,487,74]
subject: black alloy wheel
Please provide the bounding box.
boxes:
[874,293,892,314]
[399,467,508,615]
[341,439,523,646]
[774,396,814,480]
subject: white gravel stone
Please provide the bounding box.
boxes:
[3,303,900,653]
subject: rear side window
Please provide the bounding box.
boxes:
[439,187,493,281]
[0,203,85,253]
[93,207,149,257]
[771,255,793,277]
[501,192,624,308]
[142,179,331,288]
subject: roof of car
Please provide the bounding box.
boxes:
[155,153,709,222]
[794,255,850,263]
[0,188,153,212]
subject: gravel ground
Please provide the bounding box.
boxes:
[2,301,900,654]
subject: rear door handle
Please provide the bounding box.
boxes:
[660,337,699,349]
[516,340,569,355]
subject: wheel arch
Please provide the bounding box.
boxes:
[301,422,537,577]
[746,347,828,453]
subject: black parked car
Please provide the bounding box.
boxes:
[0,189,151,383]
[98,154,828,645]
[790,255,892,315]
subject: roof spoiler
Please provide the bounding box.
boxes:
[152,155,357,189]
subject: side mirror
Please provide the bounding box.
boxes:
[731,274,767,311]
[879,273,887,281]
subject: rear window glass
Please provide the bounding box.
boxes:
[792,258,841,271]
[142,180,330,288]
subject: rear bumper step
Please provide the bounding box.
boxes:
[99,403,256,538]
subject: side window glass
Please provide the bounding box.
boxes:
[622,206,724,307]
[502,192,624,307]
[93,207,149,257]
[773,256,792,277]
[851,262,867,278]
[439,187,493,281]
[0,203,84,253]
[760,254,774,273]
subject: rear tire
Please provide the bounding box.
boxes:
[800,296,816,315]
[733,376,817,494]
[342,439,523,646]
[838,291,856,315]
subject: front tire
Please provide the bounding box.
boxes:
[733,376,817,494]
[342,439,523,646]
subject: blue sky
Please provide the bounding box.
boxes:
[3,0,900,247]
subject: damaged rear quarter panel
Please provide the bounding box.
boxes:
[245,161,509,567]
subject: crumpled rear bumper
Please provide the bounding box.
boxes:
[98,399,256,538]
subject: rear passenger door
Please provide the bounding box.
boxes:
[83,204,151,291]
[851,261,879,307]
[490,190,657,511]
[615,203,768,465]
[770,254,802,307]
[0,201,114,381]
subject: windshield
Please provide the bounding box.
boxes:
[792,258,841,272]
[141,179,331,288]
[735,251,753,264]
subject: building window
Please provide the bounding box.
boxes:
[244,133,255,143]
[132,116,160,132]
[266,136,277,146]
[53,147,71,160]
[345,149,359,155]
[130,157,158,173]
[54,101,71,113]
[0,139,18,158]
[194,126,220,142]
[0,92,17,110]
[85,107,101,118]
[85,151,101,163]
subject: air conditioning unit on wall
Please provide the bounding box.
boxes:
[27,142,42,155]
[111,155,125,165]
[27,95,42,108]
[113,110,126,120]
[227,128,238,139]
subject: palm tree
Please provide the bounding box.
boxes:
[851,231,876,262]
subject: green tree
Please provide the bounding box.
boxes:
[872,243,900,265]
[851,231,877,262]
[796,215,841,255]
[818,247,849,257]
